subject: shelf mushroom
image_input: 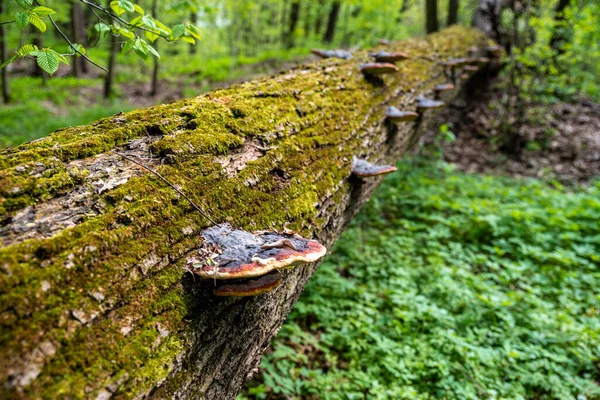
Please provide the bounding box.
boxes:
[352,157,397,178]
[311,49,353,60]
[486,45,503,58]
[359,63,399,76]
[464,65,479,72]
[191,223,327,286]
[434,83,455,93]
[371,51,409,63]
[214,270,282,297]
[377,39,392,45]
[417,97,445,110]
[385,106,419,122]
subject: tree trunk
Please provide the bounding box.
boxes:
[104,34,118,98]
[0,27,493,400]
[448,0,459,25]
[426,0,439,33]
[549,0,571,53]
[70,2,87,77]
[323,1,341,43]
[472,0,507,44]
[150,0,159,96]
[0,0,10,103]
[285,1,301,49]
[189,11,198,55]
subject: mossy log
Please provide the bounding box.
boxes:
[0,26,493,399]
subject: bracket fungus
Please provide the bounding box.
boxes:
[459,73,469,80]
[352,157,398,178]
[191,223,327,280]
[370,51,409,63]
[463,65,479,72]
[486,45,503,58]
[359,63,399,76]
[385,106,419,122]
[377,38,392,45]
[311,49,353,60]
[433,83,455,93]
[213,270,282,297]
[417,97,445,110]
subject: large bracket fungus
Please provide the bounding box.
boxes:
[385,106,419,122]
[370,51,410,63]
[417,96,445,110]
[359,62,400,76]
[311,49,353,60]
[351,157,398,178]
[213,271,283,297]
[191,223,327,281]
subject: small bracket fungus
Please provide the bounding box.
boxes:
[416,97,445,110]
[213,270,282,297]
[474,57,490,65]
[385,106,419,122]
[359,63,399,76]
[459,73,469,80]
[486,45,504,58]
[370,51,409,63]
[377,38,392,45]
[352,157,397,178]
[311,49,353,60]
[191,223,327,280]
[443,57,472,68]
[463,65,479,72]
[433,83,455,93]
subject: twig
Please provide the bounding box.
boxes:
[0,20,15,26]
[115,152,217,225]
[46,13,108,72]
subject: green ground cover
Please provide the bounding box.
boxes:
[243,159,600,400]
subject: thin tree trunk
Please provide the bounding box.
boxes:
[0,27,495,400]
[323,1,341,43]
[189,11,198,55]
[71,2,86,77]
[472,0,506,44]
[549,0,570,53]
[104,34,118,98]
[150,0,159,96]
[448,0,459,25]
[426,0,439,33]
[285,1,301,49]
[0,0,10,103]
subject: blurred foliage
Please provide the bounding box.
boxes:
[242,159,600,399]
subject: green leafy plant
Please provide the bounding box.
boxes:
[243,159,600,399]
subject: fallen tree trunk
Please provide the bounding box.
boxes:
[0,26,494,399]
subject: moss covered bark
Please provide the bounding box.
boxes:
[0,27,493,399]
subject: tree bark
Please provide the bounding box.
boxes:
[285,1,301,49]
[104,33,118,98]
[472,0,508,44]
[189,11,198,55]
[448,0,459,25]
[70,2,87,77]
[323,1,341,43]
[0,0,10,103]
[150,0,159,96]
[0,27,493,400]
[426,0,439,33]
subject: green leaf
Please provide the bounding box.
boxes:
[181,36,195,45]
[94,22,111,36]
[28,13,46,32]
[36,50,59,75]
[145,31,159,42]
[31,6,55,16]
[118,0,135,12]
[14,0,33,8]
[117,27,135,39]
[129,16,142,26]
[16,44,38,57]
[141,15,157,30]
[133,4,144,15]
[122,38,135,54]
[72,43,86,56]
[109,1,126,16]
[146,43,160,58]
[15,11,30,29]
[171,24,186,39]
[132,38,148,59]
[185,24,201,41]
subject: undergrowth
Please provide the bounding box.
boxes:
[242,159,600,400]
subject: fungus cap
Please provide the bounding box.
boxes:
[417,97,445,109]
[192,223,327,280]
[359,63,399,75]
[352,157,398,178]
[486,45,503,57]
[459,73,469,80]
[377,39,392,45]
[464,65,479,72]
[311,49,352,60]
[213,270,282,297]
[385,106,419,122]
[371,51,410,63]
[434,83,455,92]
[443,57,472,67]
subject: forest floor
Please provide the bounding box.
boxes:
[421,88,600,185]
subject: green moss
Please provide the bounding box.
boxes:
[0,27,491,398]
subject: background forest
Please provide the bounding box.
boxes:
[1,0,600,399]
